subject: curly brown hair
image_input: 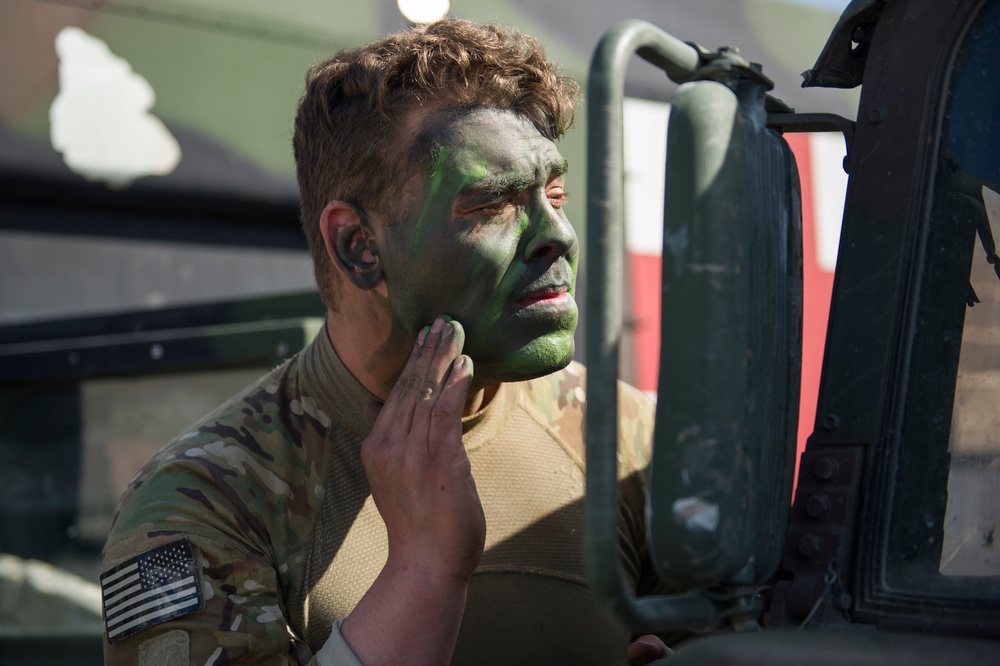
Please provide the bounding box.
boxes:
[292,18,579,310]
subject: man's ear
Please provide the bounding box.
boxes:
[318,200,383,290]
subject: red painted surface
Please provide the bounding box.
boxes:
[785,133,836,464]
[624,133,838,473]
[627,252,663,393]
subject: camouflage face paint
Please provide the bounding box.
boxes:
[374,107,579,387]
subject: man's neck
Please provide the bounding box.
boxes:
[325,311,498,417]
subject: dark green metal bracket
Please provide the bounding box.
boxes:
[584,19,728,633]
[585,18,801,633]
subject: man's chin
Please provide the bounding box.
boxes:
[470,335,576,386]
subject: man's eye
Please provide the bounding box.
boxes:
[454,197,514,222]
[470,199,509,215]
[548,188,569,209]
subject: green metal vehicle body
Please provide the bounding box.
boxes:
[585,0,1000,662]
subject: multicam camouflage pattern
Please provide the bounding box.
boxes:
[102,329,656,665]
[526,358,656,480]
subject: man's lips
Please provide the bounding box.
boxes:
[518,286,570,306]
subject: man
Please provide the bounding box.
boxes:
[102,18,669,665]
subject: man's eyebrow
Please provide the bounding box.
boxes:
[462,173,532,197]
[461,158,569,197]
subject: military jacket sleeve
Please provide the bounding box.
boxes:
[103,525,311,665]
[101,363,334,665]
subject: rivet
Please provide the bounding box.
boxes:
[798,533,824,558]
[806,493,832,519]
[812,456,840,482]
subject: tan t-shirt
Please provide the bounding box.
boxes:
[102,328,657,665]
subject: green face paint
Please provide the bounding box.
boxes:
[374,107,579,385]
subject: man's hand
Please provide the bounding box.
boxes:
[627,634,674,664]
[340,316,485,665]
[362,315,486,579]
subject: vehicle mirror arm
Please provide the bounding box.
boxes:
[767,113,856,173]
[586,18,742,634]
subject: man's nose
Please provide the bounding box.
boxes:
[523,205,579,263]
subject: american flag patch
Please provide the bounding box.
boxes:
[101,539,204,643]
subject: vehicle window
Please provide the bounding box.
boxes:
[887,0,1000,596]
[940,185,1000,577]
[0,230,314,326]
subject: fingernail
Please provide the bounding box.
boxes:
[431,317,445,334]
[453,356,465,369]
[442,321,454,338]
[417,325,429,345]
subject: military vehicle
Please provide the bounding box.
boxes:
[2,0,996,663]
[584,0,1000,662]
[0,2,326,661]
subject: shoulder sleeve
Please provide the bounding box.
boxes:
[102,459,326,665]
[612,381,683,599]
[102,371,330,664]
[615,379,656,479]
[608,378,657,589]
[103,529,309,665]
[525,360,655,478]
[526,363,659,592]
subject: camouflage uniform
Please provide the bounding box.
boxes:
[102,327,657,665]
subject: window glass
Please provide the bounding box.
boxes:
[887,0,1000,596]
[0,230,314,326]
[940,186,1000,577]
[76,369,270,547]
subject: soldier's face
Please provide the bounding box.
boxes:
[374,107,579,384]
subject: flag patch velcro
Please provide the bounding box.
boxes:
[101,538,204,644]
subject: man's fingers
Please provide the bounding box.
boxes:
[408,318,464,436]
[419,319,465,402]
[627,635,673,665]
[427,353,473,454]
[377,316,449,433]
